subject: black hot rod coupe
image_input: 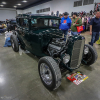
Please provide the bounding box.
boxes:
[10,14,98,91]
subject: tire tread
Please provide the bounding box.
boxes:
[39,56,61,90]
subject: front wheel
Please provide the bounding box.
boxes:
[38,56,61,91]
[82,44,98,66]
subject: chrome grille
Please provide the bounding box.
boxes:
[70,39,85,69]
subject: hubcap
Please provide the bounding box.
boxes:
[40,63,52,85]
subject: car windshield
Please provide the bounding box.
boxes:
[31,18,60,28]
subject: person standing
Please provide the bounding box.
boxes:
[90,10,93,15]
[59,14,63,19]
[71,12,82,35]
[60,12,71,41]
[84,16,87,32]
[6,19,9,27]
[89,11,100,46]
[71,12,73,16]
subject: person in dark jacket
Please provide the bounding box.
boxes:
[89,11,100,46]
[60,12,71,41]
[6,19,9,27]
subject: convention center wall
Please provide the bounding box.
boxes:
[17,0,100,15]
[0,8,16,21]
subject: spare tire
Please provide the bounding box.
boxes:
[10,34,19,52]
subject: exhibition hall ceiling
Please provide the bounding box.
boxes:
[0,0,52,9]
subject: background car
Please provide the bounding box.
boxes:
[7,19,17,31]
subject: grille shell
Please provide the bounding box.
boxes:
[70,39,85,69]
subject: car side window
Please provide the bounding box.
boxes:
[31,19,37,28]
[19,18,29,28]
[49,19,59,27]
[23,19,29,28]
[44,19,48,26]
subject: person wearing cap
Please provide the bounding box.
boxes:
[71,12,82,35]
[59,12,71,41]
[89,11,100,46]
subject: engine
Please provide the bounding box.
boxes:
[47,38,66,57]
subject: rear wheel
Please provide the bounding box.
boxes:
[38,56,61,91]
[82,44,98,66]
[10,35,19,52]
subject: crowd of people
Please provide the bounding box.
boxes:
[59,11,100,46]
[71,10,96,17]
[60,11,96,32]
[71,11,87,17]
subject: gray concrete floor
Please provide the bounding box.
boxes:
[0,32,100,100]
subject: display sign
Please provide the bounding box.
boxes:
[67,72,88,85]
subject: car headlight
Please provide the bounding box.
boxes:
[84,46,89,55]
[63,54,70,64]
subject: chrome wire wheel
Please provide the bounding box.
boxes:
[40,63,52,85]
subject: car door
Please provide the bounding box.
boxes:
[19,18,32,51]
[29,18,42,55]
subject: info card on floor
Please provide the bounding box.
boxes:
[67,72,88,85]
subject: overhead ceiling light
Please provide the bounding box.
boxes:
[0,77,4,83]
[22,0,27,3]
[17,3,21,6]
[0,5,4,7]
[2,2,6,4]
[14,6,17,8]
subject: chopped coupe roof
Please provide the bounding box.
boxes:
[17,14,60,19]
